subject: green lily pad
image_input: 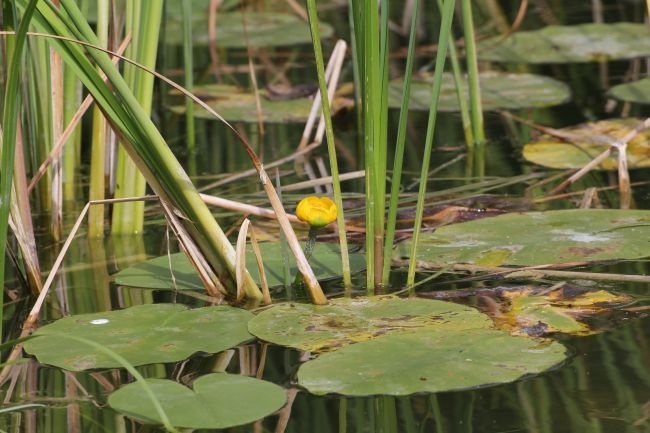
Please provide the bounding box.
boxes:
[478,23,650,63]
[395,209,650,267]
[609,78,650,104]
[23,304,253,371]
[114,242,365,291]
[297,328,567,396]
[389,72,570,111]
[522,118,650,170]
[169,84,314,123]
[108,373,286,429]
[165,11,332,47]
[248,296,492,352]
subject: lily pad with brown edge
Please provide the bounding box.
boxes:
[23,304,253,371]
[494,287,630,336]
[108,373,286,429]
[247,296,492,353]
[164,11,333,48]
[522,118,650,170]
[478,23,650,63]
[113,242,365,291]
[609,78,650,104]
[169,84,314,123]
[395,209,650,267]
[389,72,570,112]
[296,328,567,396]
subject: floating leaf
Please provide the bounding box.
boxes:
[609,78,650,104]
[114,242,365,291]
[248,296,492,352]
[109,373,286,429]
[522,118,650,170]
[23,304,252,371]
[297,328,567,396]
[495,287,630,336]
[395,209,650,267]
[165,12,333,47]
[478,24,650,63]
[389,72,570,111]
[168,84,314,123]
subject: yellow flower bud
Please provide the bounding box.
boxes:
[296,196,337,228]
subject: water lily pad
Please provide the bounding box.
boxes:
[389,72,570,111]
[114,242,365,291]
[165,11,333,47]
[248,296,492,352]
[609,78,650,104]
[169,84,313,123]
[478,23,650,63]
[23,304,253,371]
[522,118,650,170]
[297,328,567,396]
[495,288,630,336]
[395,209,650,267]
[108,373,286,429]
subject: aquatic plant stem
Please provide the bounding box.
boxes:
[382,0,420,285]
[181,0,197,176]
[406,0,457,287]
[305,0,352,289]
[0,0,38,345]
[461,0,484,146]
[437,0,474,147]
[88,0,109,237]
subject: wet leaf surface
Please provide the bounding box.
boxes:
[108,373,286,429]
[169,84,314,123]
[114,242,365,290]
[522,118,650,170]
[248,296,492,352]
[494,287,630,336]
[297,328,567,396]
[395,209,650,267]
[389,72,570,111]
[609,78,650,104]
[478,24,650,63]
[23,304,253,371]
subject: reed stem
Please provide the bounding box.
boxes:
[305,0,352,289]
[382,0,420,285]
[406,0,457,287]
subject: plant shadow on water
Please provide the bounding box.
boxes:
[2,0,650,432]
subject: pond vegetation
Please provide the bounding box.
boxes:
[1,0,649,432]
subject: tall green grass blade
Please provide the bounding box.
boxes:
[382,0,420,285]
[461,0,485,154]
[0,0,39,345]
[305,0,352,289]
[112,0,163,234]
[182,0,197,176]
[406,0,457,286]
[17,0,260,299]
[437,0,474,147]
[87,0,109,237]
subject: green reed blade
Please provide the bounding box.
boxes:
[406,0,457,287]
[0,0,39,343]
[382,0,420,285]
[305,0,352,288]
[17,0,260,299]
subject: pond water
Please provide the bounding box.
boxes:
[3,1,650,432]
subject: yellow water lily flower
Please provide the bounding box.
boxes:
[296,196,337,228]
